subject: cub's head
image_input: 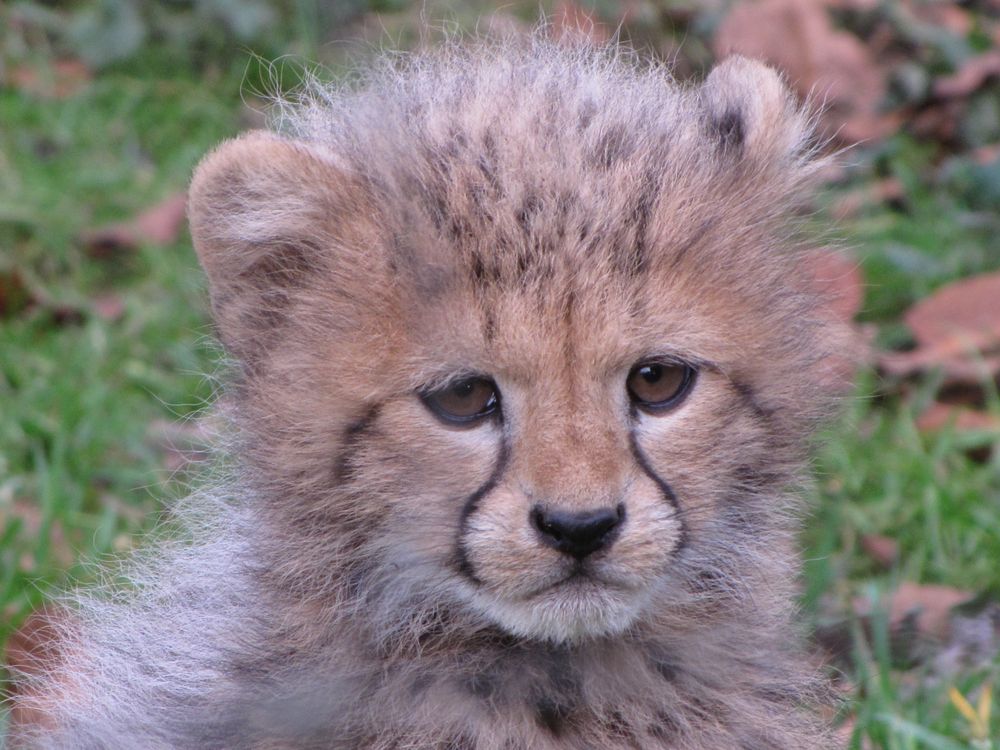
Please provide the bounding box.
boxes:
[189,43,848,646]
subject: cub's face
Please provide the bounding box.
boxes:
[189,53,846,645]
[377,282,702,642]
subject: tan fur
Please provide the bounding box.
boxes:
[14,36,848,749]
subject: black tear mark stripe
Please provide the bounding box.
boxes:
[455,440,511,585]
[333,403,382,484]
[628,431,689,553]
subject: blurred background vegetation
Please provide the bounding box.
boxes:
[1,0,999,746]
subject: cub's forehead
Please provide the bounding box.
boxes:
[295,48,812,340]
[189,43,821,393]
[393,255,740,387]
[332,55,703,286]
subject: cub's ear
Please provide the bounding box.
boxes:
[188,131,378,365]
[700,56,813,165]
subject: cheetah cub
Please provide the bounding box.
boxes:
[21,38,849,749]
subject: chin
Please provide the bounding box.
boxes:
[468,577,650,644]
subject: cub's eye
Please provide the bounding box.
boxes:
[421,377,500,425]
[626,361,695,413]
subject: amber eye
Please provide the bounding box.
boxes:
[421,377,500,425]
[626,361,695,413]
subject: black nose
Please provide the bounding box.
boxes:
[530,504,625,559]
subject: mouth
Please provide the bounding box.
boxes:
[465,562,650,642]
[526,564,627,599]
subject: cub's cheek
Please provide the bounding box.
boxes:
[593,479,685,586]
[460,487,565,597]
[376,400,503,495]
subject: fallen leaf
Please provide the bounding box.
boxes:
[713,0,891,143]
[893,582,971,640]
[914,3,973,37]
[907,272,1000,349]
[0,270,115,326]
[879,272,1000,385]
[916,401,1000,462]
[3,606,74,733]
[0,267,34,318]
[7,59,92,99]
[880,348,1000,383]
[551,1,609,43]
[917,402,1000,434]
[860,534,899,569]
[909,99,965,143]
[972,144,1000,166]
[132,193,188,244]
[934,52,1000,100]
[4,608,66,680]
[855,582,974,645]
[800,248,870,393]
[803,248,865,322]
[82,192,188,257]
[825,0,878,10]
[91,294,126,322]
[830,178,905,220]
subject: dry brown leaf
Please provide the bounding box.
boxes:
[907,271,1000,349]
[916,402,1000,433]
[880,347,1000,383]
[933,51,1000,99]
[916,3,973,37]
[830,178,905,220]
[879,272,1000,384]
[972,143,1000,166]
[7,60,92,99]
[800,248,870,393]
[3,606,74,733]
[551,1,609,43]
[888,582,974,641]
[825,0,878,10]
[132,193,188,244]
[83,192,188,257]
[0,267,34,318]
[803,248,865,322]
[4,608,66,680]
[91,294,126,322]
[0,272,106,326]
[854,582,974,641]
[909,99,964,143]
[860,534,899,569]
[713,0,891,144]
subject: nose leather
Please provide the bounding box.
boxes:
[530,504,624,559]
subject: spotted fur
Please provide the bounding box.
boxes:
[12,34,850,749]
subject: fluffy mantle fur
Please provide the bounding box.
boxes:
[13,35,849,749]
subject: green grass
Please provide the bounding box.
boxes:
[0,53,241,645]
[2,8,1000,747]
[805,383,1000,746]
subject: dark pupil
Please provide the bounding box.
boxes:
[452,382,475,399]
[640,365,662,383]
